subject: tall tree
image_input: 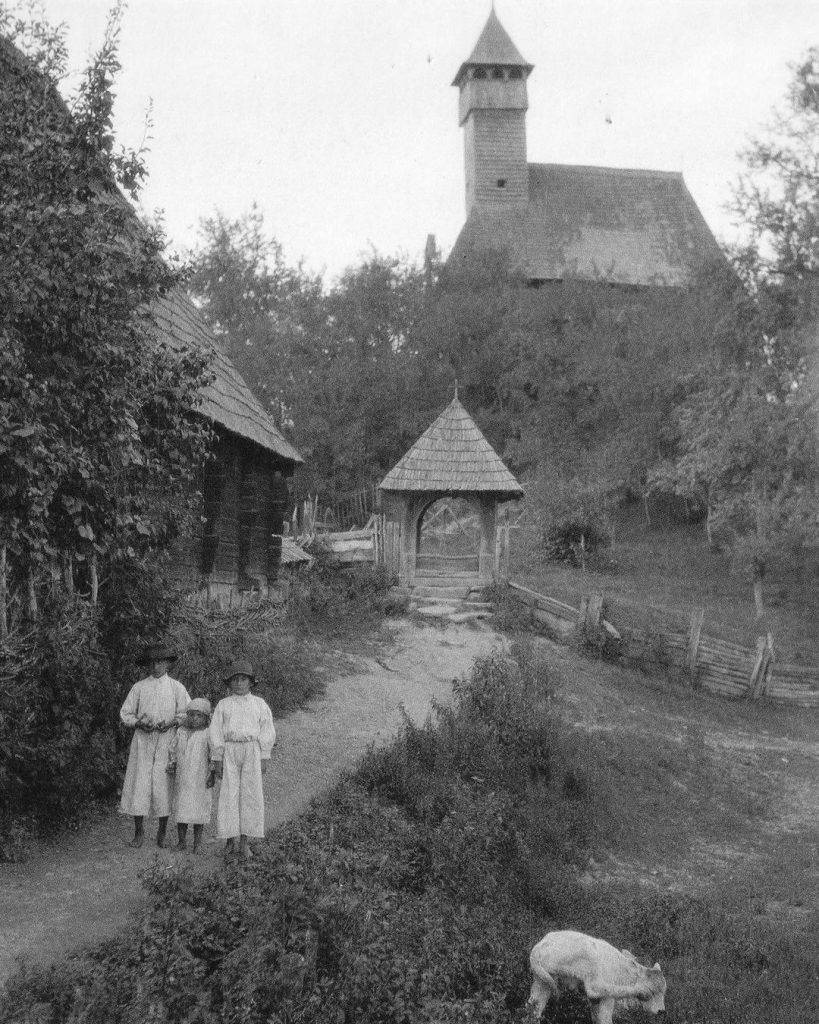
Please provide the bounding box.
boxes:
[661,49,818,630]
[0,4,212,620]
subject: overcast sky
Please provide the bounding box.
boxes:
[39,0,818,281]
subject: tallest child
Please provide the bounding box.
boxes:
[119,643,190,847]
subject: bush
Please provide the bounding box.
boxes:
[526,474,614,565]
[167,601,324,715]
[0,595,118,859]
[286,553,396,633]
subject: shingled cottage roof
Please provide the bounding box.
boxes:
[452,8,533,85]
[448,163,725,287]
[379,395,522,496]
[1,35,300,466]
[152,290,301,463]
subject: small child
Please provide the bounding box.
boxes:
[209,660,276,860]
[167,697,213,853]
[119,643,189,848]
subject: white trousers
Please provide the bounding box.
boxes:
[216,740,265,839]
[120,729,173,818]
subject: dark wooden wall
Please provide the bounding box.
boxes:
[171,431,294,592]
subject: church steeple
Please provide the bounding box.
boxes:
[453,8,533,216]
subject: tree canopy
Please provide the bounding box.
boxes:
[0,5,212,623]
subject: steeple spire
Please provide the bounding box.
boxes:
[452,9,532,215]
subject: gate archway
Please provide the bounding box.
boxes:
[416,496,480,576]
[378,392,523,590]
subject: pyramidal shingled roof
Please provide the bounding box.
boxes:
[453,8,532,85]
[379,395,522,495]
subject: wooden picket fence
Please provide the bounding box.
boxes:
[505,581,818,708]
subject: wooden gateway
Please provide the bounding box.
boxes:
[378,393,522,593]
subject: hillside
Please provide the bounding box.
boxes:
[512,499,819,664]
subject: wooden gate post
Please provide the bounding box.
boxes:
[686,607,705,688]
[749,635,774,699]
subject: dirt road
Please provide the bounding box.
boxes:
[0,620,499,988]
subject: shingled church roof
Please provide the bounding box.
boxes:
[452,8,533,85]
[379,395,522,496]
[449,163,725,287]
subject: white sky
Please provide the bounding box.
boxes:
[38,0,819,281]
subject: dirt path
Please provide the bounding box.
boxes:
[0,620,500,988]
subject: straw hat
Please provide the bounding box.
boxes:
[223,660,256,684]
[138,643,178,666]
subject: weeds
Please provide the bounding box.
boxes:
[0,644,813,1023]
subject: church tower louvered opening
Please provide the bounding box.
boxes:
[452,8,533,216]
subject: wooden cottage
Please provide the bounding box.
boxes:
[152,292,302,597]
[379,394,522,593]
[0,34,302,599]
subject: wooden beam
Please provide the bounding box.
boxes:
[686,607,705,688]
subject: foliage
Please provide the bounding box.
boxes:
[653,51,819,616]
[2,642,813,1023]
[165,600,324,716]
[0,595,117,859]
[0,4,212,604]
[189,215,431,496]
[285,552,395,634]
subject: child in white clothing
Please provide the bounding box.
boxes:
[167,697,213,853]
[209,660,275,860]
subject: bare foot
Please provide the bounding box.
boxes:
[128,835,144,849]
[239,840,253,860]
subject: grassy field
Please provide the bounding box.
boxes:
[511,499,819,664]
[2,633,815,1023]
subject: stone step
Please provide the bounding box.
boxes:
[414,577,477,590]
[411,589,460,600]
[414,570,479,581]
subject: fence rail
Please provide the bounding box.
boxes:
[505,581,818,708]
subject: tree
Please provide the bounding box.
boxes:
[191,213,432,496]
[0,4,212,628]
[659,50,818,633]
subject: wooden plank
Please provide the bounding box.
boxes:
[748,637,772,699]
[686,607,705,687]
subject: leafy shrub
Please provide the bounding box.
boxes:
[166,601,323,716]
[286,553,396,633]
[0,595,118,858]
[528,475,614,565]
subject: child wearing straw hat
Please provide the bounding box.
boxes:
[119,643,189,848]
[209,660,275,860]
[167,697,213,854]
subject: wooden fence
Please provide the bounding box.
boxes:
[505,581,818,708]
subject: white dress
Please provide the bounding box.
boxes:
[119,674,189,818]
[209,693,275,839]
[169,728,212,825]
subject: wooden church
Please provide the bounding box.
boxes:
[447,9,724,287]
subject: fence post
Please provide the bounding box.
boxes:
[686,607,704,688]
[90,550,99,606]
[0,545,7,643]
[748,636,773,699]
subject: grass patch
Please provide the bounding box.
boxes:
[1,640,814,1023]
[513,499,819,663]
